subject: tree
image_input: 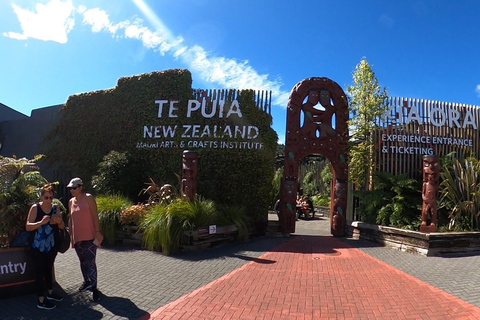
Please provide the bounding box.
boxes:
[347,58,388,191]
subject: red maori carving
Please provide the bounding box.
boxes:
[420,155,439,233]
[279,77,349,236]
[332,179,347,235]
[181,150,198,202]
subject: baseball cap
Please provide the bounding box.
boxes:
[67,177,83,188]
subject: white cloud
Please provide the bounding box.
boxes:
[5,0,290,108]
[123,24,183,54]
[80,4,291,107]
[180,46,288,107]
[82,8,127,34]
[3,0,75,44]
[83,8,113,33]
[476,85,480,97]
[82,8,183,55]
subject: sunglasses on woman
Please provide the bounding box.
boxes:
[44,196,54,200]
[68,186,80,190]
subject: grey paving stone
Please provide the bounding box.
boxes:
[2,216,480,319]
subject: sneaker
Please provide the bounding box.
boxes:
[79,280,93,292]
[46,291,63,302]
[92,289,101,302]
[37,299,56,310]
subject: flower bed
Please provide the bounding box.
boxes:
[116,225,143,246]
[348,221,480,256]
[181,225,239,251]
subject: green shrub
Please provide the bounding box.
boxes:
[311,194,330,207]
[97,194,133,245]
[92,151,130,196]
[356,171,421,228]
[0,155,49,247]
[302,172,318,199]
[141,197,249,254]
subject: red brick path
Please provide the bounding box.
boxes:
[143,235,480,319]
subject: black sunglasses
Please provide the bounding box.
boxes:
[68,186,80,190]
[44,196,54,200]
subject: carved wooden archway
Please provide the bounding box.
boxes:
[279,77,349,236]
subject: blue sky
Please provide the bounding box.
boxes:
[1,0,480,143]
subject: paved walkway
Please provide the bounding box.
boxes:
[2,215,480,319]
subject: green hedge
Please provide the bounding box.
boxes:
[46,69,277,222]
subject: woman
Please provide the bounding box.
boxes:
[67,177,103,302]
[26,184,65,310]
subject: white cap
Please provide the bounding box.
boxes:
[67,177,83,188]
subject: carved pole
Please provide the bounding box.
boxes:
[280,77,349,236]
[420,155,439,233]
[181,150,198,202]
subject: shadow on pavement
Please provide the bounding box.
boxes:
[97,295,149,320]
[0,291,105,320]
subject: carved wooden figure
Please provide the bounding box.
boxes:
[332,179,347,234]
[181,150,198,202]
[420,155,439,233]
[280,77,349,236]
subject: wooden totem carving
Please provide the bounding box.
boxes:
[420,155,439,233]
[280,77,349,236]
[181,150,198,202]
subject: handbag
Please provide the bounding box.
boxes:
[56,227,71,254]
[11,231,34,247]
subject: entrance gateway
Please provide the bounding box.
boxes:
[279,77,349,236]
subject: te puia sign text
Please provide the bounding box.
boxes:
[136,99,264,150]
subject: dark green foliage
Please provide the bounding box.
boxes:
[45,69,277,224]
[92,151,131,197]
[356,171,421,228]
[45,69,193,190]
[319,163,333,194]
[302,172,317,197]
[268,168,282,209]
[355,189,388,224]
[0,155,51,246]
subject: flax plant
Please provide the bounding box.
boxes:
[141,197,217,254]
[96,194,133,245]
[439,154,480,231]
[215,204,250,242]
[141,197,250,254]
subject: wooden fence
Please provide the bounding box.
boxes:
[192,89,272,114]
[374,97,480,179]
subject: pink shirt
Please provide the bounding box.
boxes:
[70,194,96,244]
